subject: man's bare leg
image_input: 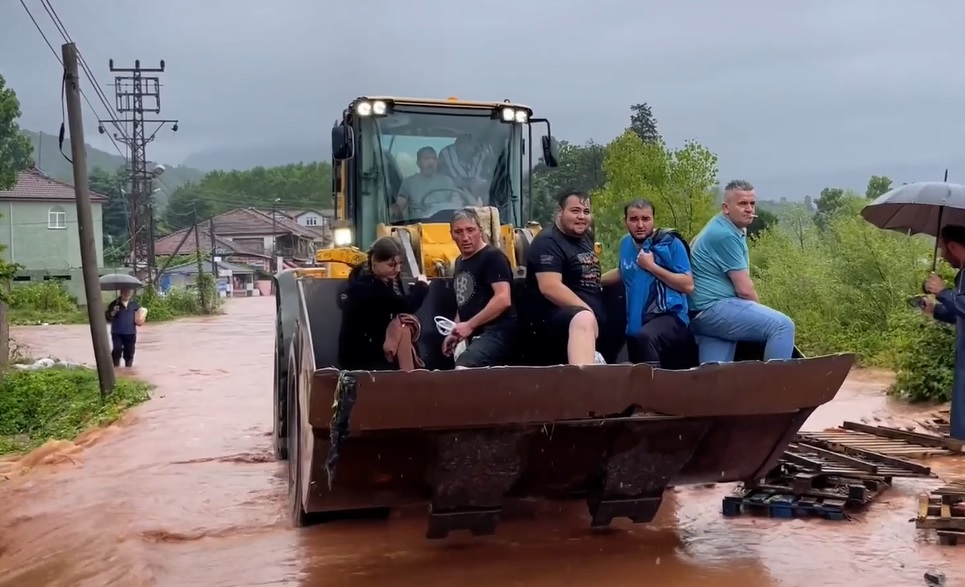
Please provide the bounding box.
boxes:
[567,310,599,365]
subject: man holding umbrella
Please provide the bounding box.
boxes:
[862,180,965,441]
[919,225,965,439]
[101,274,147,368]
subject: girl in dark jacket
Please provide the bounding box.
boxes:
[338,236,430,370]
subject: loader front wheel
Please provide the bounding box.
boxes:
[287,364,307,527]
[272,331,288,461]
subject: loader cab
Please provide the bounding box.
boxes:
[331,97,560,250]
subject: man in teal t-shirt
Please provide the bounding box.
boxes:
[688,179,795,363]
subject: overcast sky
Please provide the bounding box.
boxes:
[2,0,964,197]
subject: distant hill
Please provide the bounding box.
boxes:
[22,129,207,209]
[182,141,328,172]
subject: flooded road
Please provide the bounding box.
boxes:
[1,297,963,587]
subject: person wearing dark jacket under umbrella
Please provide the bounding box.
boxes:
[338,236,430,370]
[106,286,145,367]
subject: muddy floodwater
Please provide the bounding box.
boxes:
[1,298,963,586]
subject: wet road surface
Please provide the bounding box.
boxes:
[0,297,963,587]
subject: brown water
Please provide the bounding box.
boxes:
[0,298,963,587]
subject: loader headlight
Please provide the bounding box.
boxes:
[497,107,528,124]
[333,227,353,247]
[355,100,388,117]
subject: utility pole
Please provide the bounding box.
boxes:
[209,218,218,300]
[209,218,217,276]
[193,206,207,312]
[98,59,178,284]
[62,43,116,398]
[271,198,280,273]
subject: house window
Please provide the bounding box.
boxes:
[48,207,67,229]
[304,216,318,226]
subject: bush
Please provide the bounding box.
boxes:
[0,365,152,455]
[743,197,960,403]
[751,203,934,366]
[6,275,224,326]
[7,281,86,325]
[138,273,222,323]
[597,188,954,402]
[889,313,956,402]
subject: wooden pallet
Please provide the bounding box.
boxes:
[724,466,890,522]
[784,441,931,478]
[723,491,851,521]
[793,420,965,477]
[916,482,965,546]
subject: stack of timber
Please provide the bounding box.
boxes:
[798,421,961,464]
[722,420,949,522]
[918,408,952,437]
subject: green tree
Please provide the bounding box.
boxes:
[865,175,893,200]
[529,141,607,225]
[89,167,128,241]
[164,162,333,229]
[629,103,661,144]
[814,187,865,230]
[747,208,779,239]
[592,130,718,265]
[0,74,32,190]
[0,75,30,301]
[89,166,131,265]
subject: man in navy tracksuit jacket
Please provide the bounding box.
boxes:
[105,287,142,367]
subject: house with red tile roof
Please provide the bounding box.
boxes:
[0,166,108,271]
[154,207,330,272]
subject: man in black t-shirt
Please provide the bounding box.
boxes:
[444,208,516,368]
[525,190,604,366]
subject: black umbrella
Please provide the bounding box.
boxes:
[860,171,963,270]
[99,273,144,292]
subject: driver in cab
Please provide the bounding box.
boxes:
[393,146,478,220]
[438,135,491,200]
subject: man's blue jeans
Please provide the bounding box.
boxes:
[690,298,795,363]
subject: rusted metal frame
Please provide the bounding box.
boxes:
[841,421,964,452]
[412,414,684,434]
[796,434,932,476]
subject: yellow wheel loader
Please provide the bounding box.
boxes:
[272,95,855,538]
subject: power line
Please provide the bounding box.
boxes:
[17,0,126,159]
[38,0,127,142]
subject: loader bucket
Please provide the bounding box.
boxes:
[285,277,856,539]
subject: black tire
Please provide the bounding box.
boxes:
[287,343,307,527]
[272,321,288,461]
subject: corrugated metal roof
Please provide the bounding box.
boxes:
[0,166,109,202]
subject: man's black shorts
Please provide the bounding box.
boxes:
[455,327,515,368]
[541,305,596,365]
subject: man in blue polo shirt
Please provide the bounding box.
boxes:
[602,199,696,368]
[688,179,795,363]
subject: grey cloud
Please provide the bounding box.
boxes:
[2,0,965,197]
